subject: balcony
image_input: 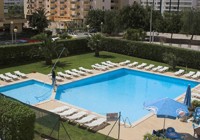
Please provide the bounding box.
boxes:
[51,6,57,9]
[60,7,65,10]
[84,1,90,5]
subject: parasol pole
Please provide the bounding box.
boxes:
[163,118,166,131]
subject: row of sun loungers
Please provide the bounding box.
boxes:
[53,67,93,81]
[50,106,107,130]
[174,69,200,79]
[91,61,118,71]
[120,60,200,79]
[124,61,169,73]
[0,71,27,82]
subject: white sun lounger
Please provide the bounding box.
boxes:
[50,75,63,81]
[0,74,12,82]
[59,108,78,117]
[106,61,118,67]
[127,62,138,67]
[71,69,86,76]
[95,64,108,69]
[136,63,147,69]
[65,70,79,77]
[50,106,70,113]
[119,60,130,66]
[14,71,27,78]
[84,118,107,128]
[57,72,72,79]
[91,65,107,71]
[174,69,185,76]
[101,62,114,68]
[65,111,87,120]
[184,71,195,78]
[79,67,93,73]
[5,72,19,80]
[152,66,163,72]
[144,64,154,70]
[75,114,97,124]
[158,66,169,73]
[192,71,200,79]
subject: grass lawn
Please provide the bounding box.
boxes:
[34,121,115,140]
[0,51,196,74]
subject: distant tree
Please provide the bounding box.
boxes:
[87,33,104,57]
[164,12,182,41]
[29,8,49,33]
[103,10,121,35]
[120,3,147,30]
[85,10,105,32]
[163,53,180,70]
[144,6,163,32]
[182,9,200,45]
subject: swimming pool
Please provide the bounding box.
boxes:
[56,68,199,123]
[0,80,53,105]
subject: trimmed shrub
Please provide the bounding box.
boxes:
[0,95,35,140]
[144,133,170,140]
[101,38,200,69]
[0,38,89,65]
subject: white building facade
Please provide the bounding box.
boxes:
[141,0,200,13]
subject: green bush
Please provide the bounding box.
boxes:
[0,38,89,65]
[0,95,35,140]
[144,133,170,140]
[163,52,181,70]
[101,38,200,69]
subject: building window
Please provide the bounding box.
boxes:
[102,0,104,2]
[102,6,104,10]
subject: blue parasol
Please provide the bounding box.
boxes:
[144,97,189,129]
[183,85,191,108]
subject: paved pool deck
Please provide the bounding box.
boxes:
[0,65,200,140]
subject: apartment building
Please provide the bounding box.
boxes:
[141,0,199,13]
[4,0,24,13]
[24,0,138,24]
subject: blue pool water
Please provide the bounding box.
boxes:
[0,80,53,105]
[56,68,199,123]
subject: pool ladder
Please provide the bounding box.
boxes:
[122,116,132,128]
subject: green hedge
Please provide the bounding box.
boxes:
[0,38,89,65]
[102,38,200,69]
[0,95,35,140]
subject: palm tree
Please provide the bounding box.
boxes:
[87,33,104,57]
[29,8,49,33]
[32,33,60,65]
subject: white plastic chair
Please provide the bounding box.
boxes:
[127,62,138,67]
[14,71,27,78]
[0,74,12,82]
[59,108,78,117]
[144,64,154,70]
[79,67,93,73]
[50,106,70,113]
[174,69,185,76]
[84,118,106,128]
[71,69,86,76]
[65,111,87,120]
[5,72,19,80]
[75,114,97,124]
